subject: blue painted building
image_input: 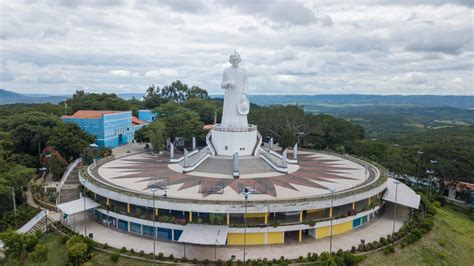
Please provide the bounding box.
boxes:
[138,110,159,123]
[62,110,147,148]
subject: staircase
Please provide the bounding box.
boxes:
[18,211,55,235]
[59,165,81,204]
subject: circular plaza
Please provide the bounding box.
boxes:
[78,146,387,246]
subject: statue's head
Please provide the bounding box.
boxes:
[229,51,241,67]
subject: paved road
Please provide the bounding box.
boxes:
[68,204,409,260]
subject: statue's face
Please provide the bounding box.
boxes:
[229,56,241,67]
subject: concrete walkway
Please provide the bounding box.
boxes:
[69,204,409,260]
[113,142,148,158]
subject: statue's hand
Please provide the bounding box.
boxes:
[226,82,235,88]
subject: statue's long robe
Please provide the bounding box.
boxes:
[221,66,248,127]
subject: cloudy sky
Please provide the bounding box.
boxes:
[0,0,472,96]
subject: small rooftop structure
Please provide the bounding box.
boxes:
[57,197,100,215]
[383,178,421,209]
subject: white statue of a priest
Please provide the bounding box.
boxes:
[221,51,250,128]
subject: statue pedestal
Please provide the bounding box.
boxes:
[209,125,260,156]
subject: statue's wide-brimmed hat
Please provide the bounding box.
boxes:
[238,94,250,115]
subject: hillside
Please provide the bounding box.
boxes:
[0,89,67,104]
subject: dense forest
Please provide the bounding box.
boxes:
[1,80,473,232]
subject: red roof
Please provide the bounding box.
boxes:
[62,110,128,119]
[132,116,146,125]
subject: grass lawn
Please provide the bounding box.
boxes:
[85,252,152,266]
[361,205,474,266]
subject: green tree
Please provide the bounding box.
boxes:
[48,154,68,181]
[0,165,35,212]
[62,91,130,114]
[149,121,167,153]
[143,85,163,109]
[154,102,204,141]
[249,105,310,150]
[66,235,92,265]
[0,229,40,258]
[183,98,219,124]
[0,112,61,158]
[68,241,88,265]
[47,122,95,161]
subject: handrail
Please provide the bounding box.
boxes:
[260,152,288,173]
[252,131,263,156]
[57,158,82,193]
[182,153,210,173]
[169,149,198,163]
[269,149,297,164]
[206,130,216,155]
[17,210,47,233]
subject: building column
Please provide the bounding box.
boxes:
[127,203,131,214]
[155,208,158,219]
[227,213,230,225]
[352,202,356,209]
[93,192,97,200]
[329,207,333,218]
[264,213,268,225]
[299,210,303,223]
[368,197,371,205]
[128,221,131,232]
[106,197,110,207]
[189,212,193,222]
[298,230,302,242]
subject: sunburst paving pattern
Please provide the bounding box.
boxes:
[95,151,378,201]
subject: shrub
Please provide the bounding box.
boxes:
[139,250,145,256]
[29,244,49,263]
[169,254,174,260]
[110,251,120,262]
[120,247,127,253]
[157,252,164,259]
[433,201,441,208]
[438,251,447,259]
[103,243,108,249]
[192,258,198,264]
[379,237,387,245]
[343,251,364,265]
[438,239,447,247]
[351,246,357,253]
[383,245,395,254]
[130,248,135,254]
[59,235,69,244]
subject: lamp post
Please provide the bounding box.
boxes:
[83,179,88,237]
[428,160,437,199]
[417,151,423,182]
[392,144,400,177]
[392,180,401,245]
[147,181,160,266]
[45,154,52,177]
[327,188,336,255]
[242,187,251,263]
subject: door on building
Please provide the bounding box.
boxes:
[118,134,123,145]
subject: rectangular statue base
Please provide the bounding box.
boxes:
[210,127,259,156]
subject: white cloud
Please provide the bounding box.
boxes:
[145,68,179,78]
[110,70,132,77]
[0,1,472,95]
[276,74,297,83]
